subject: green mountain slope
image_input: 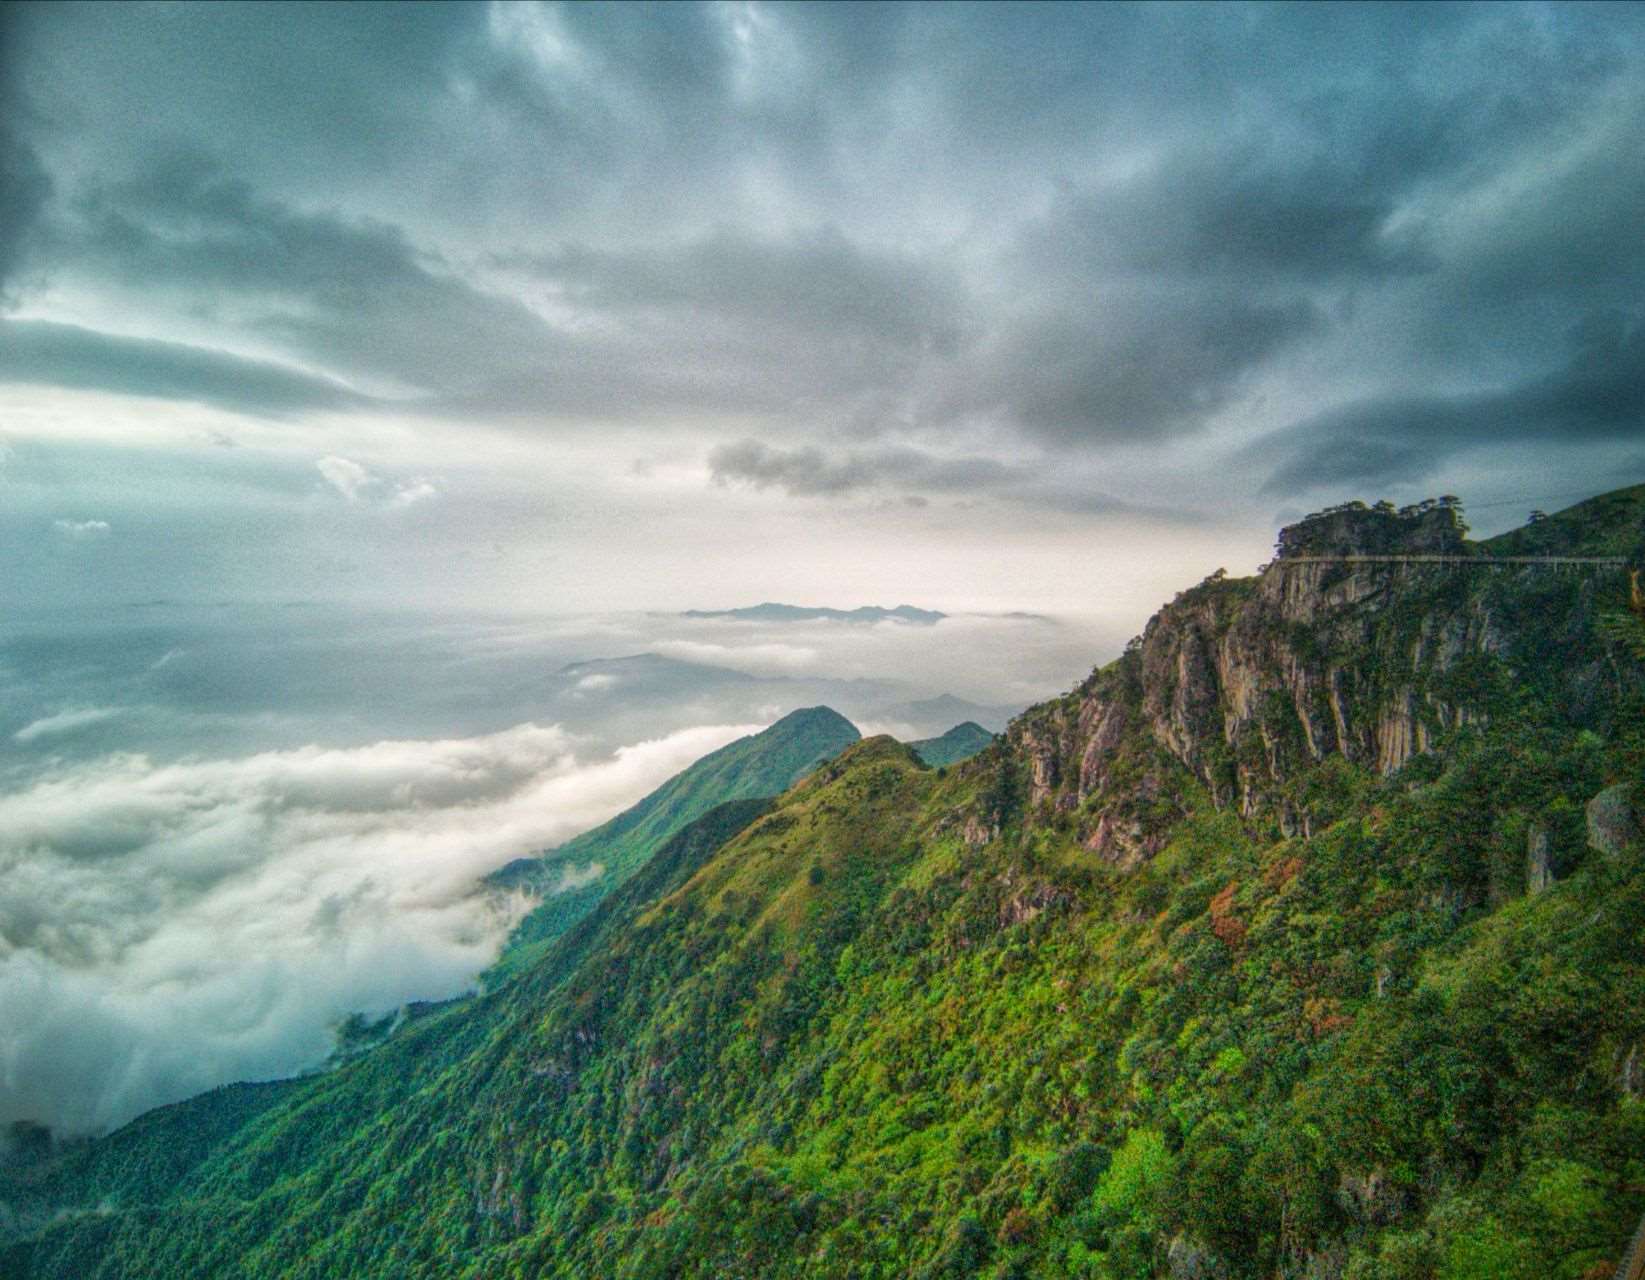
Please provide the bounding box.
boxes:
[909,720,995,767]
[5,489,1644,1280]
[486,705,860,979]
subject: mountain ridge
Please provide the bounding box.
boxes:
[908,720,995,768]
[485,705,861,980]
[4,486,1643,1279]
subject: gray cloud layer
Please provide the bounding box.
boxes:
[0,318,367,415]
[3,1,1640,512]
[1258,312,1645,492]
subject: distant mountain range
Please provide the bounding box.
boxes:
[552,651,1024,737]
[553,651,899,703]
[680,602,947,624]
[875,691,1022,734]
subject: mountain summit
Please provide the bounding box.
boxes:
[907,720,995,767]
[486,705,861,979]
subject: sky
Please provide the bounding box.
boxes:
[2,0,1641,617]
[3,0,1644,1137]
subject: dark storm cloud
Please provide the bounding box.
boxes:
[464,227,969,422]
[66,154,558,397]
[0,123,50,295]
[0,319,367,416]
[1019,150,1434,287]
[3,0,1644,503]
[1258,312,1645,492]
[707,438,1150,517]
[507,228,963,353]
[709,440,1011,498]
[45,151,965,424]
[1,0,477,188]
[940,294,1322,445]
[1417,90,1645,375]
[0,2,50,296]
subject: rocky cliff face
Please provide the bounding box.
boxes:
[998,502,1638,867]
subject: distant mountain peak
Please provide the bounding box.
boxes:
[872,693,1024,736]
[907,720,995,767]
[680,603,946,625]
[771,705,860,734]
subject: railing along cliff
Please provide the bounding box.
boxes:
[1614,1208,1645,1280]
[1274,555,1628,568]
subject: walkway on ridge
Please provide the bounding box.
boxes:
[1274,554,1628,568]
[1612,1207,1645,1280]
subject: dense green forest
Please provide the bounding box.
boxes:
[2,486,1642,1279]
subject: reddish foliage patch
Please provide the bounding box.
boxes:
[1264,855,1305,890]
[1303,996,1352,1038]
[1208,881,1247,948]
[999,1206,1035,1244]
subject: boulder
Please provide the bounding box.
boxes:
[1167,1234,1228,1280]
[1587,784,1640,859]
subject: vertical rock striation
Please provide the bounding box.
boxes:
[997,500,1637,863]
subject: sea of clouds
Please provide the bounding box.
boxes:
[0,719,754,1135]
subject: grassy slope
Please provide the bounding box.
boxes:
[487,705,860,980]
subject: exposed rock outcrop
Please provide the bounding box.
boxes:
[1526,822,1554,894]
[1166,1234,1229,1280]
[1587,784,1640,859]
[996,500,1636,850]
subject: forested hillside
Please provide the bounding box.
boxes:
[3,488,1642,1280]
[486,706,860,980]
